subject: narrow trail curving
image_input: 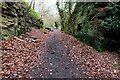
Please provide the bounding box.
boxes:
[28,29,87,78]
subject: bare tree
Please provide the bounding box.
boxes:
[28,0,35,10]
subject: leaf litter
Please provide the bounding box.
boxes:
[0,28,119,78]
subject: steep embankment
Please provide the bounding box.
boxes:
[0,2,43,40]
[57,2,120,51]
[61,32,119,78]
[0,28,119,78]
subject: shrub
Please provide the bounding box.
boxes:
[101,3,120,51]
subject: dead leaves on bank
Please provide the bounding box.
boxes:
[61,32,119,78]
[0,28,48,78]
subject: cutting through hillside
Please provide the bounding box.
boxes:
[0,1,120,79]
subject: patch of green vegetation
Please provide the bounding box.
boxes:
[76,32,105,52]
[112,63,118,67]
[0,34,4,40]
[96,47,105,52]
[117,49,120,52]
[101,3,120,51]
[21,0,29,7]
[21,0,40,19]
[28,9,40,19]
[57,2,120,52]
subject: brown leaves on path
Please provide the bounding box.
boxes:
[0,28,119,78]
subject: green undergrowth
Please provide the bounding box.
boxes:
[76,32,106,52]
[28,9,40,19]
[22,0,29,7]
[22,0,40,19]
[57,2,120,52]
[112,63,118,67]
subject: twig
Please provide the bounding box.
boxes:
[0,48,13,51]
[13,36,25,42]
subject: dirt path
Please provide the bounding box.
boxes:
[1,28,119,78]
[28,29,87,78]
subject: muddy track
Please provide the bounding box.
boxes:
[28,29,87,78]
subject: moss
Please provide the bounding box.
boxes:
[1,2,43,40]
[0,34,4,40]
[21,0,40,19]
[21,0,29,7]
[117,49,120,52]
[28,9,40,19]
[112,63,118,67]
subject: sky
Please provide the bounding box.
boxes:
[25,0,60,27]
[25,0,58,14]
